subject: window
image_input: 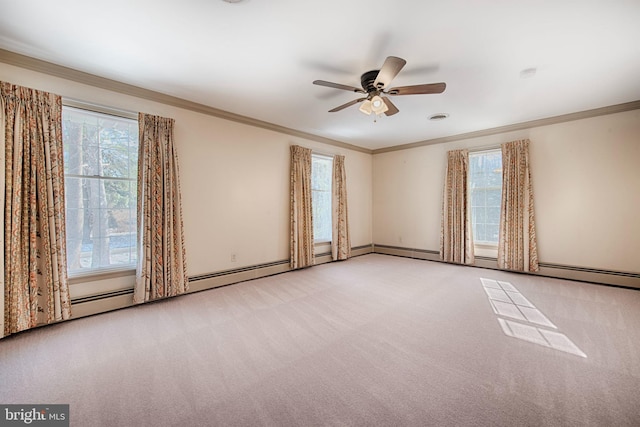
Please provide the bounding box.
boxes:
[469,150,502,246]
[62,106,138,276]
[311,154,333,243]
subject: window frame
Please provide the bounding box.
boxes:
[62,100,139,279]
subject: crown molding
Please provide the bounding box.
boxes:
[3,48,638,157]
[372,100,640,154]
[0,48,372,154]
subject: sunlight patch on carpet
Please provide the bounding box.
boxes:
[481,278,587,358]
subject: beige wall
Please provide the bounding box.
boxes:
[175,112,373,276]
[373,109,640,273]
[2,58,638,288]
[0,62,373,283]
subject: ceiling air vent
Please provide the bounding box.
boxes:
[429,113,449,121]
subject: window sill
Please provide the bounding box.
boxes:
[474,242,498,249]
[68,268,136,285]
[474,243,498,258]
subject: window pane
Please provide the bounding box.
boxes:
[107,208,137,265]
[104,180,134,209]
[487,207,501,225]
[63,107,138,276]
[312,156,332,191]
[472,206,486,225]
[312,190,332,242]
[78,143,100,177]
[475,224,486,242]
[469,150,502,245]
[311,155,332,242]
[101,147,129,178]
[487,188,501,206]
[486,224,500,243]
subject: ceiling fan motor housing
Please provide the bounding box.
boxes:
[361,70,381,93]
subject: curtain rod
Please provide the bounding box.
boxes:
[468,144,502,153]
[294,144,338,159]
[312,150,337,159]
[62,98,138,120]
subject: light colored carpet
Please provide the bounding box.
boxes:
[1,254,640,426]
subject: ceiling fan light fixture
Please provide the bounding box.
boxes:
[359,99,373,115]
[370,95,388,115]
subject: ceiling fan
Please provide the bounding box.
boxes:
[313,56,446,117]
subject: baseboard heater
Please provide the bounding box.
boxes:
[71,288,134,305]
[538,262,640,278]
[189,259,290,282]
[373,244,640,289]
[71,244,375,319]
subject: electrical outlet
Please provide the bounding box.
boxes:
[231,253,237,262]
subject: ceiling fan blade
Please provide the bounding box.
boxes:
[386,82,446,95]
[382,97,399,116]
[373,56,407,89]
[328,97,367,112]
[313,80,365,93]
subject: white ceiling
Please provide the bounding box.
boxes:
[1,0,639,150]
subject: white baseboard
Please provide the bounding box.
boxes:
[373,244,640,289]
[71,244,375,319]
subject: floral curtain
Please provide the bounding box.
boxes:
[135,113,188,303]
[290,145,314,269]
[331,154,351,261]
[498,139,539,272]
[1,82,71,337]
[440,149,475,265]
[0,85,4,336]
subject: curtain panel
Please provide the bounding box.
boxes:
[290,145,314,269]
[331,155,351,261]
[440,149,475,265]
[1,82,71,337]
[498,139,539,272]
[135,113,188,303]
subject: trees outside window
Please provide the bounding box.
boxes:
[311,154,332,243]
[469,150,502,245]
[62,107,138,276]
